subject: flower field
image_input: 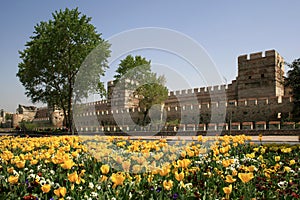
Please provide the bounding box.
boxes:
[0,135,299,200]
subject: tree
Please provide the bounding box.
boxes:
[285,58,300,121]
[17,8,110,133]
[114,55,168,125]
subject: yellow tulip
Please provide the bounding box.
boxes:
[100,164,110,174]
[163,180,173,190]
[223,184,232,194]
[238,173,254,183]
[281,148,292,153]
[248,165,256,172]
[99,175,108,182]
[111,172,125,189]
[289,160,296,165]
[41,184,51,193]
[232,169,238,176]
[197,135,203,142]
[147,174,154,183]
[275,156,280,162]
[284,166,291,172]
[175,171,184,181]
[264,172,270,179]
[246,153,255,159]
[180,151,186,158]
[61,159,75,170]
[122,160,131,172]
[222,159,231,168]
[68,171,81,184]
[8,175,19,185]
[79,169,86,177]
[159,166,170,176]
[177,159,191,168]
[15,160,26,169]
[54,187,67,197]
[132,165,141,174]
[7,167,14,174]
[30,159,38,165]
[187,150,195,157]
[134,175,141,183]
[274,163,281,171]
[225,175,236,183]
[223,184,232,199]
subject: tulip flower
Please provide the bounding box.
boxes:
[111,172,126,189]
[163,180,173,190]
[238,173,254,183]
[41,184,51,193]
[100,164,110,174]
[8,175,19,185]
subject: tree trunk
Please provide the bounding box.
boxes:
[68,82,74,135]
[142,108,149,126]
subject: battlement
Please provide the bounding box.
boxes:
[238,49,276,62]
[167,85,228,97]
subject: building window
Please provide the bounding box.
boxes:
[261,74,265,78]
[248,76,251,79]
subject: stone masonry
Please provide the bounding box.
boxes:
[73,49,294,132]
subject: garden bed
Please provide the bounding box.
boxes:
[0,135,299,199]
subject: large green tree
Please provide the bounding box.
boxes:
[285,58,300,121]
[17,8,110,133]
[114,55,168,125]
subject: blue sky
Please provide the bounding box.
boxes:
[0,1,300,112]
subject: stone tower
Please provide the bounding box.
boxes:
[107,80,139,109]
[237,50,285,99]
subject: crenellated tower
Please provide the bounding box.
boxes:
[237,50,285,99]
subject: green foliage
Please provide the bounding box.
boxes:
[166,119,180,125]
[114,55,151,81]
[114,55,168,125]
[5,114,12,121]
[19,121,38,131]
[17,8,111,132]
[285,58,300,120]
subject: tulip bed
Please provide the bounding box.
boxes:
[0,135,299,200]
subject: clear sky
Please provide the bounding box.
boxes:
[1,0,300,112]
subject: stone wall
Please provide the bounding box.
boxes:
[75,121,300,135]
[35,49,296,131]
[11,105,65,128]
[74,95,294,131]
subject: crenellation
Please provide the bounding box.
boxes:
[193,88,199,93]
[265,49,276,57]
[220,85,227,90]
[213,85,219,91]
[250,52,263,59]
[200,87,206,93]
[238,54,248,62]
[187,89,193,94]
